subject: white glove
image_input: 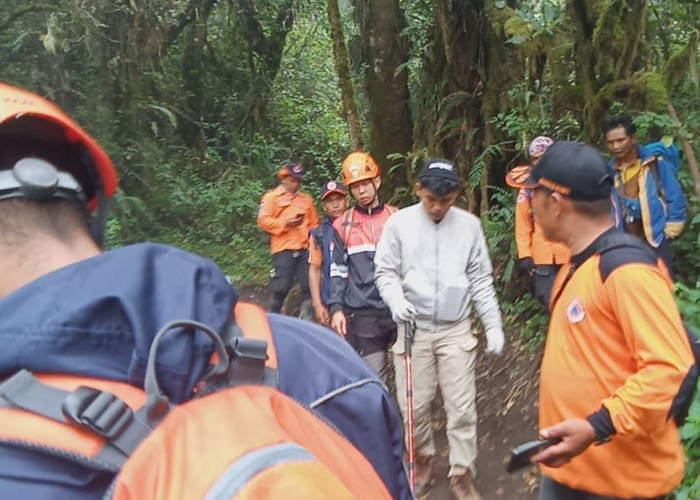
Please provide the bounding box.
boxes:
[391,298,416,324]
[484,328,505,355]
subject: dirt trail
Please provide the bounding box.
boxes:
[236,285,543,499]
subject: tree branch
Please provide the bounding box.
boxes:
[0,5,55,33]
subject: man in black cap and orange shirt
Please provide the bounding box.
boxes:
[375,159,505,500]
[308,180,347,325]
[257,162,319,314]
[509,142,696,499]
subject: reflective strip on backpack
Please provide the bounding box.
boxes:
[205,443,316,500]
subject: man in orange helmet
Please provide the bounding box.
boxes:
[328,151,398,382]
[257,163,319,315]
[0,82,413,499]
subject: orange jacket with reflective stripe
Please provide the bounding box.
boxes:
[539,238,693,498]
[515,188,569,264]
[257,186,319,255]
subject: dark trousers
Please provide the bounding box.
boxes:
[653,238,674,280]
[269,249,310,313]
[533,264,561,309]
[345,310,397,383]
[539,476,665,500]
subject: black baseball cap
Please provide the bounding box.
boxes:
[515,142,613,201]
[277,162,306,180]
[419,158,460,195]
[321,179,346,200]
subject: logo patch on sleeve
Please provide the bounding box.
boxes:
[517,192,526,203]
[566,299,586,323]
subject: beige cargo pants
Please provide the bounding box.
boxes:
[393,318,479,477]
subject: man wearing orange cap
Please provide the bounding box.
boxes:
[505,136,569,308]
[257,163,319,315]
[308,180,347,325]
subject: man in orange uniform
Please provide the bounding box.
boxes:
[257,163,319,314]
[512,142,696,499]
[506,136,569,308]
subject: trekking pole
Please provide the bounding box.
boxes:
[404,320,416,491]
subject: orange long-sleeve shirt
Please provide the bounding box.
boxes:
[257,186,319,255]
[539,234,694,498]
[515,188,569,264]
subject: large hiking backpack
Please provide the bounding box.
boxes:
[638,138,683,201]
[0,302,390,499]
[643,138,681,174]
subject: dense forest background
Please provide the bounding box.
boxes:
[2,0,700,495]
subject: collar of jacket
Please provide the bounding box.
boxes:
[353,201,385,215]
[610,145,654,170]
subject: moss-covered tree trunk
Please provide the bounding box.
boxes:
[234,0,299,131]
[180,4,214,149]
[327,0,363,151]
[431,0,489,213]
[353,0,412,189]
[567,0,647,143]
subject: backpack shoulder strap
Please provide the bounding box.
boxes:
[232,301,278,371]
[588,231,657,282]
[341,207,355,244]
[550,231,654,310]
[642,156,666,199]
[314,224,325,248]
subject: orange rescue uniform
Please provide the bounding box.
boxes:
[257,186,319,255]
[539,238,694,498]
[515,187,569,264]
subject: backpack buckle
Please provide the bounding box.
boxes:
[62,386,133,439]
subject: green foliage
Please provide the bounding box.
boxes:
[501,294,549,349]
[675,280,700,499]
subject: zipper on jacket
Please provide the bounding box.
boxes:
[433,222,438,326]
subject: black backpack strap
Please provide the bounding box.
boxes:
[0,370,153,470]
[550,230,655,311]
[587,231,657,282]
[212,301,278,394]
[314,224,325,248]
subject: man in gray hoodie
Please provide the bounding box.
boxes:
[374,159,505,500]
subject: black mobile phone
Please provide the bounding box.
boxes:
[506,438,562,473]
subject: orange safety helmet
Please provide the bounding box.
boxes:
[0,81,118,208]
[341,151,380,186]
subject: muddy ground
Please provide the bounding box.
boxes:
[237,285,543,500]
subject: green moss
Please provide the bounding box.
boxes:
[633,71,669,113]
[486,4,517,35]
[664,31,699,92]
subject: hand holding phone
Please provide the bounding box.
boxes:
[286,212,305,228]
[506,438,561,473]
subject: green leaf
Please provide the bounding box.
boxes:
[506,34,527,45]
[145,105,178,128]
[495,1,506,8]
